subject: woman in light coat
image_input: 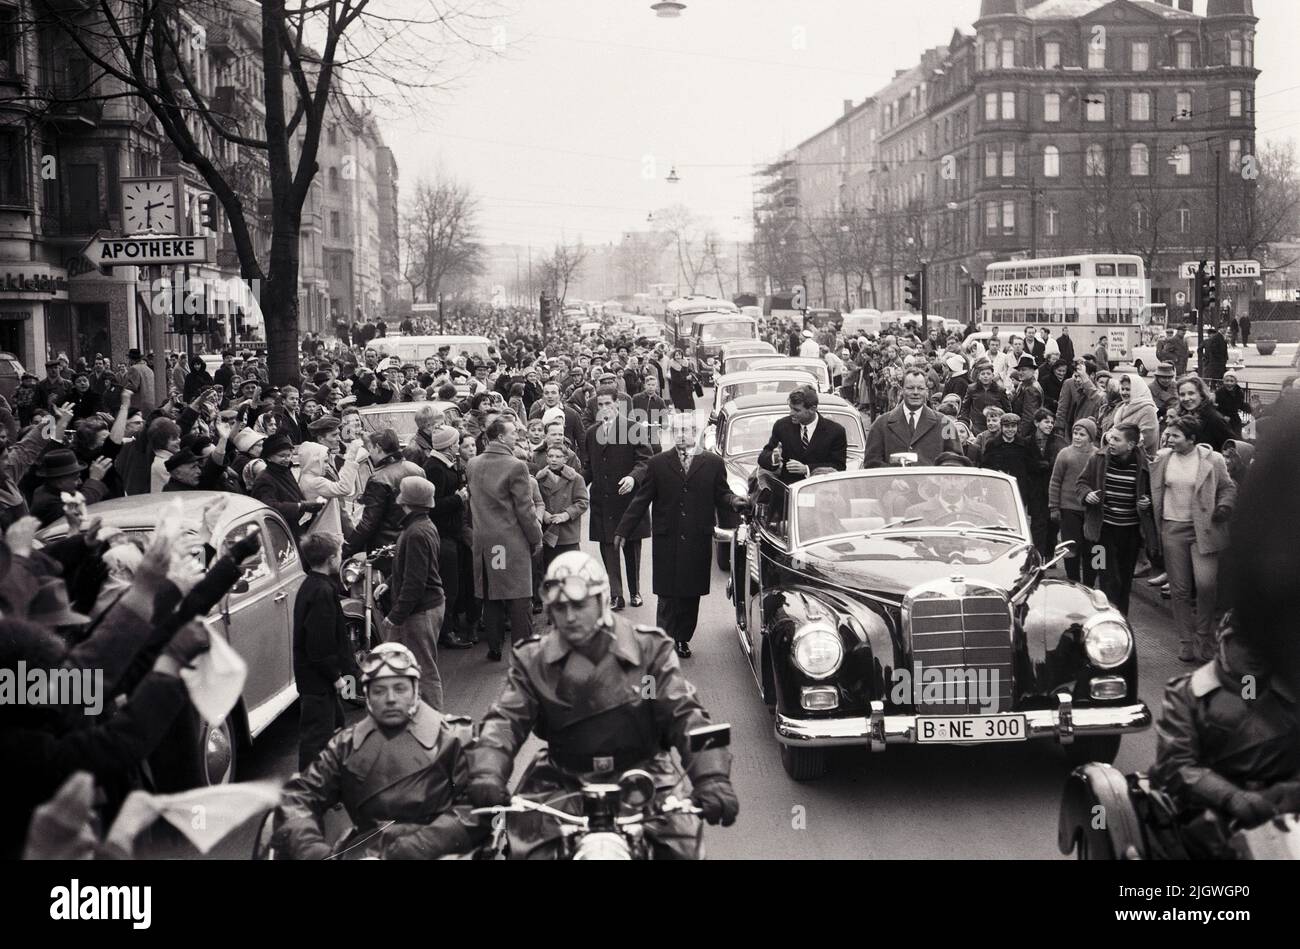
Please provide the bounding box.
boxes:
[1107,373,1159,458]
[297,440,364,537]
[535,445,590,572]
[1149,415,1236,662]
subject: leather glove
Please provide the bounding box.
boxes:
[467,777,510,809]
[1225,790,1276,827]
[690,777,739,827]
[1211,504,1233,524]
[229,533,261,564]
[162,620,211,667]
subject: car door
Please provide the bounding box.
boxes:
[262,513,303,705]
[215,518,280,714]
[746,479,789,667]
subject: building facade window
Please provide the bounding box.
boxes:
[985,92,998,120]
[985,144,998,178]
[1229,90,1243,117]
[1178,204,1191,233]
[1176,90,1192,120]
[1229,35,1243,67]
[1002,199,1016,235]
[0,129,27,206]
[1043,145,1060,178]
[1002,91,1015,119]
[1044,92,1060,122]
[1134,206,1149,232]
[1130,143,1150,177]
[329,167,339,191]
[1131,41,1149,72]
[1045,204,1059,237]
[1001,39,1015,69]
[1043,41,1060,70]
[1130,91,1151,122]
[984,41,998,71]
[1176,40,1193,70]
[1088,40,1106,70]
[330,210,340,237]
[1086,94,1106,121]
[985,201,998,235]
[1002,143,1015,177]
[1171,144,1191,176]
[1229,139,1242,170]
[1086,144,1106,177]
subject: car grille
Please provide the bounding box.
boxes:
[904,587,1014,715]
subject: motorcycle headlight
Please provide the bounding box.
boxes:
[342,559,364,586]
[1083,614,1133,669]
[791,622,844,680]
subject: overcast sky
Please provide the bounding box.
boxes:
[379,0,1300,249]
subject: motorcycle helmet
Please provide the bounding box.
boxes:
[540,550,612,627]
[360,642,422,719]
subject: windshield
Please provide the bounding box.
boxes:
[720,378,807,405]
[699,322,755,343]
[725,411,863,457]
[793,473,1021,544]
[359,408,418,437]
[748,358,829,386]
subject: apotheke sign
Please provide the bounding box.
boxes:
[83,235,211,267]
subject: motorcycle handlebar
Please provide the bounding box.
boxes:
[470,795,703,825]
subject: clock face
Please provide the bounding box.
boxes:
[122,180,178,234]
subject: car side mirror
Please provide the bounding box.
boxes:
[687,723,731,753]
[231,577,250,596]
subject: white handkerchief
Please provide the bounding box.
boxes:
[180,627,248,727]
[109,782,281,855]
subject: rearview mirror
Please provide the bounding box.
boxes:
[687,723,731,753]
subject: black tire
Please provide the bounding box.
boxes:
[716,542,730,571]
[1063,734,1122,768]
[251,810,278,861]
[779,743,827,782]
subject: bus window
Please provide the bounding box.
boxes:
[1066,264,1081,276]
[1118,263,1139,277]
[1095,263,1116,276]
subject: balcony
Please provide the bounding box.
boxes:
[36,84,103,130]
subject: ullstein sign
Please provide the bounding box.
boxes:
[1178,260,1261,280]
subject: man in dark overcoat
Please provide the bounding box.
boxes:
[615,412,745,658]
[583,387,652,610]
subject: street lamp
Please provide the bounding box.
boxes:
[651,1,686,16]
[666,165,680,184]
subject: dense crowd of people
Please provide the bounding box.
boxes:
[3,301,1297,860]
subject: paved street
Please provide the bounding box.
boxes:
[227,405,1187,860]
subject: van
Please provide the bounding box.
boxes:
[841,309,883,338]
[371,335,492,366]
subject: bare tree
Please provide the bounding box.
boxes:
[402,176,484,304]
[36,0,502,382]
[539,241,588,304]
[657,205,720,296]
[1221,140,1300,264]
[615,230,669,295]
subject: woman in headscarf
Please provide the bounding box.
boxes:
[182,355,214,403]
[1108,372,1159,458]
[1222,438,1254,486]
[296,440,364,537]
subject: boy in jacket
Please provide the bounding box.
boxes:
[292,533,356,770]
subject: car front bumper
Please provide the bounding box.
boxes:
[774,695,1151,751]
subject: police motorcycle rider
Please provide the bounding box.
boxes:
[1147,613,1300,857]
[271,643,487,860]
[466,551,738,859]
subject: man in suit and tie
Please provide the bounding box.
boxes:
[863,369,960,468]
[615,412,747,658]
[757,386,849,485]
[584,387,653,611]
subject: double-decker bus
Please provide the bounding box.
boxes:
[980,254,1148,363]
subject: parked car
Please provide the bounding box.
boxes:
[36,493,308,788]
[727,467,1152,780]
[356,401,461,448]
[704,392,866,569]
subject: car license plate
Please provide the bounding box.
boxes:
[916,714,1027,744]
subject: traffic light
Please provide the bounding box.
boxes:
[1195,261,1218,313]
[904,271,924,311]
[198,193,218,232]
[539,293,553,324]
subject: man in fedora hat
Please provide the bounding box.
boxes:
[1010,354,1044,439]
[30,449,112,528]
[1150,361,1180,421]
[384,476,446,708]
[161,448,204,492]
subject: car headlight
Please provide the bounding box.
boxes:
[1083,615,1133,669]
[791,623,844,679]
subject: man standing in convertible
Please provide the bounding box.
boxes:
[272,643,487,860]
[466,551,738,859]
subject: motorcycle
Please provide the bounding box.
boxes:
[341,543,394,670]
[1058,762,1300,860]
[471,723,732,861]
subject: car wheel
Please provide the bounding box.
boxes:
[1063,734,1122,768]
[1074,828,1116,861]
[779,743,827,782]
[716,542,730,571]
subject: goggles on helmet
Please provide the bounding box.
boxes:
[540,575,598,605]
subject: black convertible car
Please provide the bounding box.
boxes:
[727,467,1152,781]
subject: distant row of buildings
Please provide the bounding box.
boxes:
[0,0,400,370]
[755,0,1264,321]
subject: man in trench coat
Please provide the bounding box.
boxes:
[467,417,543,660]
[584,386,652,610]
[615,412,745,658]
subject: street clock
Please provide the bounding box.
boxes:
[121,176,180,234]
